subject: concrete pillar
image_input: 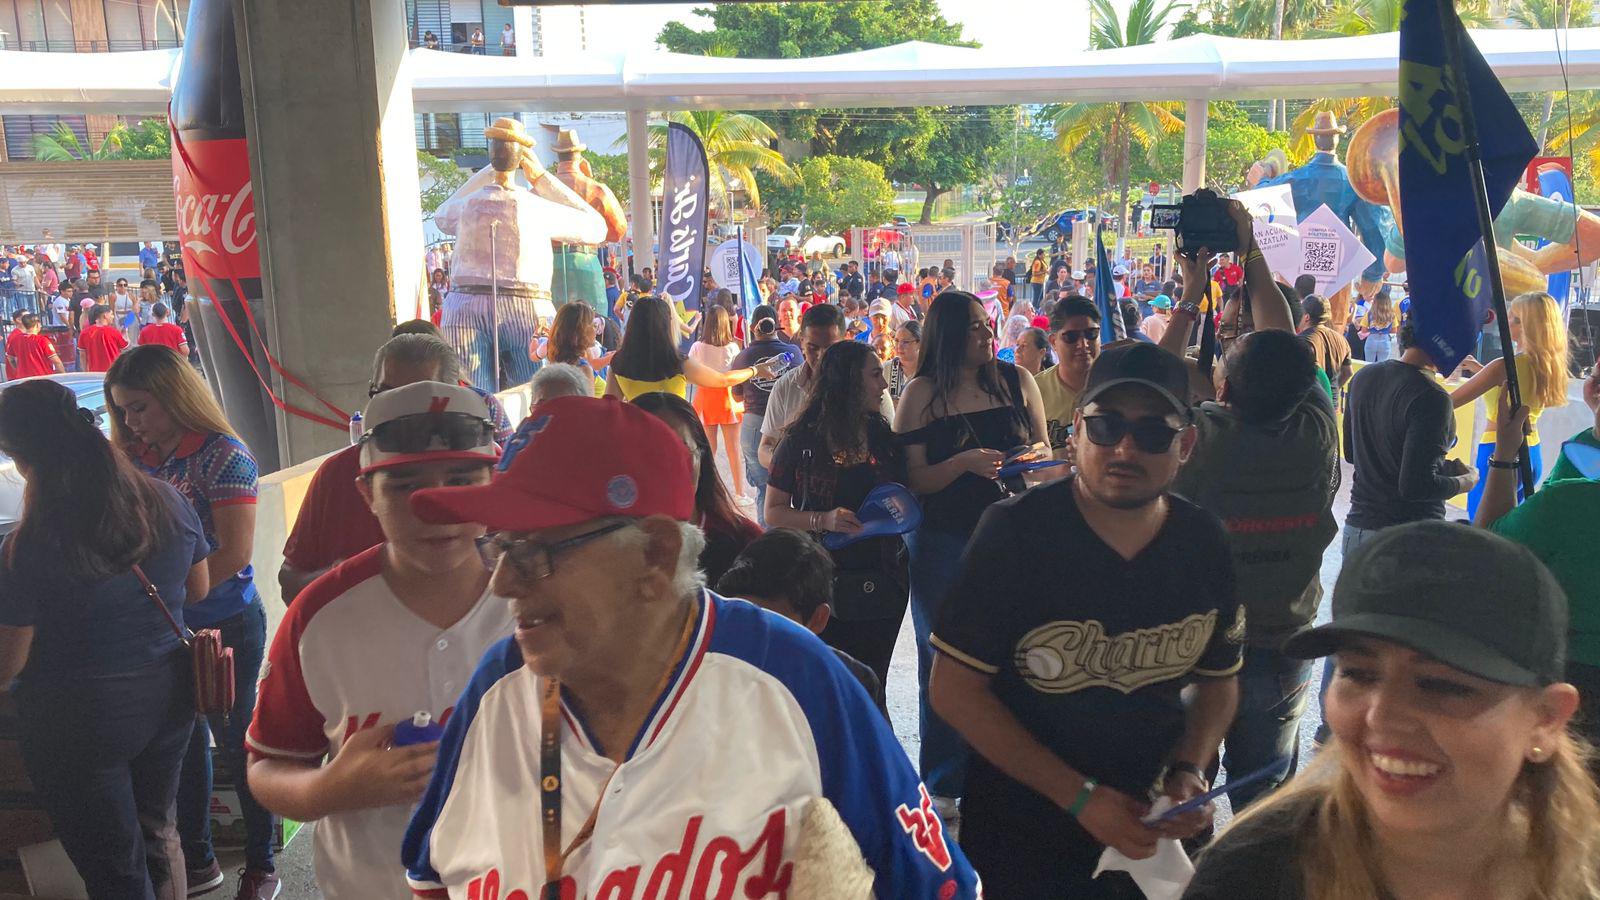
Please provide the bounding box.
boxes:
[626,108,654,277]
[1183,99,1208,195]
[234,0,424,466]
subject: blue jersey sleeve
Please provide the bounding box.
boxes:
[707,596,982,898]
[402,636,524,896]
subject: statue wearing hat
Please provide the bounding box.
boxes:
[434,117,607,391]
[1259,111,1394,326]
[548,127,628,310]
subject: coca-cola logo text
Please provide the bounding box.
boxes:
[465,807,791,900]
[173,176,256,260]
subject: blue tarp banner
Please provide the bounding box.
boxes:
[1399,0,1537,372]
[660,122,710,312]
[1094,223,1127,342]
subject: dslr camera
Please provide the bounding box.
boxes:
[1149,188,1240,256]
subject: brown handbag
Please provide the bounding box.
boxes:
[134,564,235,720]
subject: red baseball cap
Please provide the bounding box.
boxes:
[897,283,914,295]
[410,396,694,532]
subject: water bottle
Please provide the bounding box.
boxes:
[392,711,444,747]
[348,411,363,445]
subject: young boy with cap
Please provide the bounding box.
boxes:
[246,382,511,899]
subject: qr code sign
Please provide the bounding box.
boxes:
[1303,238,1340,275]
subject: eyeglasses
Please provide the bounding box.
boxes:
[1058,328,1100,345]
[1081,414,1183,454]
[476,521,629,580]
[364,412,493,454]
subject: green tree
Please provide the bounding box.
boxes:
[1310,0,1490,36]
[766,155,895,234]
[1048,0,1186,241]
[657,1,998,220]
[110,119,171,159]
[586,152,633,205]
[1507,0,1597,147]
[648,110,796,212]
[1142,100,1286,192]
[418,151,470,216]
[31,122,123,161]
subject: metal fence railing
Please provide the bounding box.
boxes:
[0,38,183,52]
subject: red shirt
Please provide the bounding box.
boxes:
[11,332,59,378]
[281,444,386,586]
[77,324,128,372]
[139,322,186,351]
[4,329,21,379]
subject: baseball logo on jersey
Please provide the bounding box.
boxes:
[500,414,552,471]
[895,784,953,872]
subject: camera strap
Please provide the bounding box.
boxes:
[1197,277,1218,380]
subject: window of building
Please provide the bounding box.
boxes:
[3,115,89,160]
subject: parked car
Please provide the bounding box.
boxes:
[766,224,847,258]
[0,373,111,535]
[1028,208,1118,242]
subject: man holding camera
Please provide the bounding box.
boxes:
[1159,198,1341,811]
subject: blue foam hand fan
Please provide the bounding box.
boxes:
[996,347,1016,363]
[1562,439,1600,480]
[997,458,1070,480]
[821,483,923,550]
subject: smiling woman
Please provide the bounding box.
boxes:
[1184,521,1600,900]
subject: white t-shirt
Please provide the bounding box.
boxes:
[49,295,70,328]
[760,367,895,441]
[248,546,514,899]
[688,340,740,373]
[12,263,35,294]
[889,302,916,330]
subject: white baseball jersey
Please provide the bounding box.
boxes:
[248,545,514,899]
[404,592,982,899]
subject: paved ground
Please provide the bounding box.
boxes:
[216,462,1358,898]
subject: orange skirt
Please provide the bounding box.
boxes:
[693,384,742,426]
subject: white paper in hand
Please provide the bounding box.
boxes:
[1092,797,1196,900]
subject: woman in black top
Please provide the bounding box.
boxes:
[0,380,209,898]
[893,290,1048,808]
[765,340,909,686]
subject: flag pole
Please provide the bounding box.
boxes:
[1433,0,1535,498]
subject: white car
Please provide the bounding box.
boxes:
[766,224,847,258]
[0,373,112,535]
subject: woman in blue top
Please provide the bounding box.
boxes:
[0,378,210,899]
[104,346,277,896]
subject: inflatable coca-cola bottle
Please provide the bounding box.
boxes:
[169,0,280,471]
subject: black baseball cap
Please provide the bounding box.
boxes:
[1283,521,1568,686]
[751,304,778,334]
[1078,342,1191,419]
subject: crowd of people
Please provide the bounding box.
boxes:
[2,196,1599,900]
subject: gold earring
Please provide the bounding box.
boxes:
[1530,746,1545,761]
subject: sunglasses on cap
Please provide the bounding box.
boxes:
[1081,414,1183,454]
[365,412,493,454]
[1057,328,1100,345]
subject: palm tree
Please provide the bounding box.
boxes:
[644,110,797,215]
[1312,0,1492,36]
[1050,0,1185,242]
[1285,96,1395,161]
[1543,90,1600,168]
[31,122,123,161]
[1507,0,1597,147]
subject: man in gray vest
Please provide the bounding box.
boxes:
[1157,206,1340,812]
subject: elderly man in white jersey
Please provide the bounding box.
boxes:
[246,382,512,899]
[402,396,982,899]
[434,117,607,391]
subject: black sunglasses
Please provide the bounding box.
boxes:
[1058,328,1100,345]
[365,412,492,455]
[1081,414,1183,454]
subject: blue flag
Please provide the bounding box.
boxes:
[1094,223,1127,343]
[660,122,710,312]
[1400,0,1537,372]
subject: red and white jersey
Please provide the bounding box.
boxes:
[248,545,514,899]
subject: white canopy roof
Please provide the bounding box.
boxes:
[1,28,1598,116]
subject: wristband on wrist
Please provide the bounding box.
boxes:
[1066,778,1098,817]
[1176,302,1202,319]
[1166,761,1207,786]
[1488,457,1521,470]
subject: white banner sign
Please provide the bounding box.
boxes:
[1298,203,1376,298]
[708,239,764,293]
[1231,184,1300,279]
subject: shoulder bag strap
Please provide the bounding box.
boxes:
[132,564,189,645]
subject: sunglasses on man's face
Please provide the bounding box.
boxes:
[1057,328,1100,345]
[1081,414,1183,454]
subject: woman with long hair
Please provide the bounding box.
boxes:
[893,290,1048,817]
[0,379,209,898]
[765,340,910,686]
[1360,287,1399,363]
[690,304,746,498]
[890,320,921,401]
[604,296,773,401]
[534,301,611,395]
[1186,522,1600,900]
[632,392,761,586]
[103,346,278,895]
[1452,291,1570,517]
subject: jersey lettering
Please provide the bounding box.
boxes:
[463,809,791,900]
[895,784,953,872]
